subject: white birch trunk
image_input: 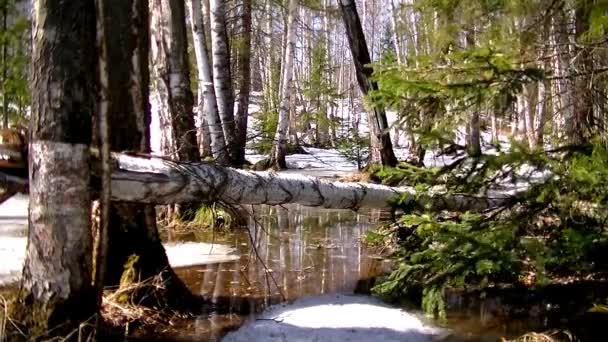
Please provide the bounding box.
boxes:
[110,153,510,211]
[209,0,236,155]
[187,0,230,165]
[270,0,297,169]
[389,0,403,64]
[523,83,537,148]
[187,0,210,158]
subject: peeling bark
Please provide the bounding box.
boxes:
[13,0,97,337]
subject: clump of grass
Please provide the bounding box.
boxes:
[191,203,234,230]
[162,203,244,234]
[102,274,190,331]
[504,330,574,342]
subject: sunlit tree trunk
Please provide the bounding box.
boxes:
[263,0,275,109]
[464,28,481,156]
[339,0,398,167]
[187,0,211,159]
[553,1,573,141]
[234,0,253,165]
[151,0,202,219]
[210,0,237,159]
[466,111,481,157]
[269,0,297,169]
[13,0,96,337]
[188,0,230,165]
[321,0,333,146]
[389,0,403,65]
[151,0,199,163]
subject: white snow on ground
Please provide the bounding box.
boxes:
[0,195,238,286]
[164,242,238,267]
[0,194,28,285]
[246,147,359,178]
[223,294,444,342]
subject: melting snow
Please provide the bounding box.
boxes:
[223,294,444,342]
[0,195,238,286]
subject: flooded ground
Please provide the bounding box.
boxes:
[160,205,395,341]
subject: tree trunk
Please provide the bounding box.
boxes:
[464,28,481,156]
[98,0,200,310]
[210,0,237,159]
[1,2,7,128]
[151,0,202,218]
[466,111,481,157]
[151,0,199,163]
[98,153,512,212]
[269,0,297,169]
[389,0,403,65]
[188,0,230,165]
[234,0,253,165]
[524,83,538,148]
[570,0,593,144]
[198,107,213,158]
[338,0,398,167]
[187,0,211,159]
[490,112,499,144]
[553,2,573,141]
[13,0,97,337]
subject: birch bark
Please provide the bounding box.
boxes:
[269,0,298,169]
[210,0,237,157]
[188,0,230,165]
[14,0,96,336]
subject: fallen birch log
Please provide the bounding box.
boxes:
[109,153,510,210]
[2,152,512,210]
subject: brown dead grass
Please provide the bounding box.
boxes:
[502,330,575,342]
[101,275,192,332]
[338,172,374,183]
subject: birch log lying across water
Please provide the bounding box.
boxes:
[0,152,513,210]
[108,153,511,210]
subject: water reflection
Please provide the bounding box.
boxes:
[167,205,391,341]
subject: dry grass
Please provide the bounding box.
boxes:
[503,330,575,342]
[0,293,97,342]
[101,275,191,335]
[160,202,245,235]
[338,171,374,183]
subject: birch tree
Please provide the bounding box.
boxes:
[188,0,231,165]
[339,0,398,167]
[234,0,253,165]
[97,0,197,308]
[12,0,96,336]
[269,0,298,169]
[210,0,237,159]
[151,0,199,163]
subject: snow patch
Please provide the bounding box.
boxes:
[223,294,443,342]
[0,195,238,286]
[164,242,239,267]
